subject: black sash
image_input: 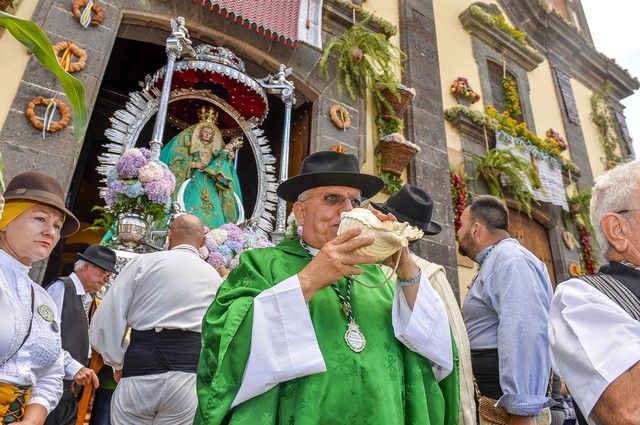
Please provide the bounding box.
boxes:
[122,329,201,378]
[470,348,502,399]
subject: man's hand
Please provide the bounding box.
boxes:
[370,209,419,280]
[113,368,123,383]
[298,228,376,302]
[73,366,99,388]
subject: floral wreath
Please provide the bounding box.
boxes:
[25,96,71,132]
[72,0,105,27]
[329,104,351,130]
[52,41,87,73]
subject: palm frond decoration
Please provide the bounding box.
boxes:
[469,147,539,216]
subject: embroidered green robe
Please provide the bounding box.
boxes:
[195,238,460,425]
[160,128,242,228]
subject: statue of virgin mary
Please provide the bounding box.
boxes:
[160,106,243,228]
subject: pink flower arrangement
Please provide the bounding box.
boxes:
[203,223,273,270]
[103,148,176,223]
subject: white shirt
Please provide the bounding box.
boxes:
[0,250,64,413]
[89,244,222,369]
[548,278,640,425]
[47,272,92,380]
[231,246,453,408]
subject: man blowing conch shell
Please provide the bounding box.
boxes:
[194,150,459,425]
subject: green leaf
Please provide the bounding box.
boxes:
[0,11,87,144]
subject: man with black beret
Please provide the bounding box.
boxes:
[45,244,117,425]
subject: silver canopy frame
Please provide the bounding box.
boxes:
[100,17,297,239]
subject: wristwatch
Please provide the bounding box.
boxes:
[398,271,421,287]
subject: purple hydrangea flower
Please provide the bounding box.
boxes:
[144,179,173,204]
[207,251,226,268]
[116,149,148,179]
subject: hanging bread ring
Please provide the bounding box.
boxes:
[72,0,105,26]
[25,96,71,132]
[52,41,87,73]
[329,104,351,130]
[568,262,582,277]
[562,230,576,250]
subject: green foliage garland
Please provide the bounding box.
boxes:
[468,5,543,62]
[375,114,403,137]
[590,88,623,169]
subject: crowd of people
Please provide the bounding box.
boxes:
[0,152,639,425]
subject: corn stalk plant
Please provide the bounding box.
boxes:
[0,11,88,189]
[469,147,539,216]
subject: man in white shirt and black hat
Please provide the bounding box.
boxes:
[45,244,117,425]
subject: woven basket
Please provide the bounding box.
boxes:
[0,0,11,11]
[379,85,416,119]
[377,134,420,177]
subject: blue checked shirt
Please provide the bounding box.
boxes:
[463,238,554,416]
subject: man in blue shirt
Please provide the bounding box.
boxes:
[458,195,553,424]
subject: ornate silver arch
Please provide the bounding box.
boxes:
[98,87,278,236]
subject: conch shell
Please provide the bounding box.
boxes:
[337,208,424,261]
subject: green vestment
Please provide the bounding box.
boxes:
[160,128,242,228]
[195,238,460,425]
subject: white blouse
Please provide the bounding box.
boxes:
[0,250,64,413]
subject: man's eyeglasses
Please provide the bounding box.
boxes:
[615,209,640,215]
[300,193,362,208]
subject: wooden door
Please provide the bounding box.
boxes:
[508,209,557,287]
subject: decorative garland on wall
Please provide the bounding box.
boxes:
[450,169,471,231]
[444,105,582,176]
[468,5,543,62]
[590,88,624,169]
[501,76,522,119]
[568,190,597,275]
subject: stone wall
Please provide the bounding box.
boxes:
[399,0,459,296]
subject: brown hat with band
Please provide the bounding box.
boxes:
[3,171,80,237]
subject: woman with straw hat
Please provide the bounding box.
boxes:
[0,171,80,424]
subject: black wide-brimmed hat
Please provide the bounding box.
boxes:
[277,151,383,203]
[78,244,117,273]
[371,184,442,235]
[3,171,80,237]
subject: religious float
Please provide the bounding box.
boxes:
[96,17,297,266]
